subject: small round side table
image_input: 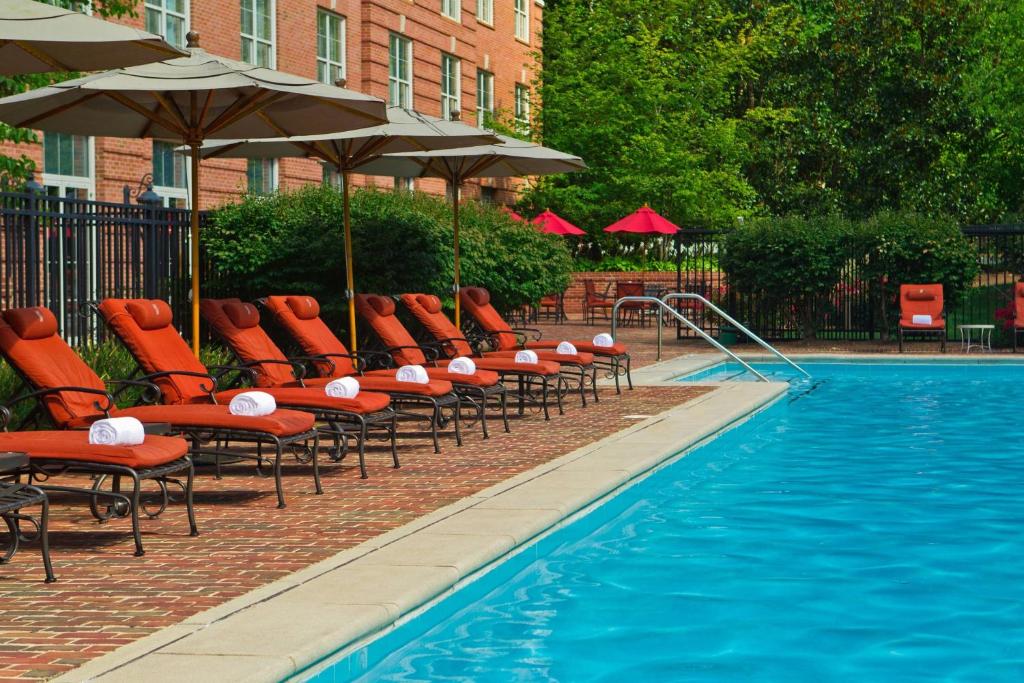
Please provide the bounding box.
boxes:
[958,324,994,353]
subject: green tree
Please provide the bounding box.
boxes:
[526,0,802,248]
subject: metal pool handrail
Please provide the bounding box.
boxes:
[610,296,769,381]
[660,293,811,378]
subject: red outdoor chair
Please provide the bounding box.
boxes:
[1014,282,1024,352]
[615,281,648,328]
[898,284,946,353]
[583,279,614,325]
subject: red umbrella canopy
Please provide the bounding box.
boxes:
[604,206,680,234]
[533,209,585,236]
[501,205,526,222]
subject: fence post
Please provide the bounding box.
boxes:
[136,183,162,299]
[23,173,42,307]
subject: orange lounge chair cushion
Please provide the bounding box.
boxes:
[459,287,521,351]
[303,373,454,397]
[486,349,595,366]
[0,431,189,469]
[263,295,356,378]
[200,298,298,387]
[354,293,430,366]
[1015,283,1024,327]
[99,299,216,404]
[0,307,113,427]
[898,284,944,330]
[526,339,629,357]
[65,404,315,437]
[899,317,946,330]
[215,387,391,415]
[400,293,476,357]
[423,366,500,387]
[467,355,561,376]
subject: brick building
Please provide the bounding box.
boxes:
[3,0,543,208]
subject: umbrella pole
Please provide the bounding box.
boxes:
[190,142,201,357]
[452,181,461,329]
[342,169,357,352]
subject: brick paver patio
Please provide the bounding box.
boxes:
[0,324,711,681]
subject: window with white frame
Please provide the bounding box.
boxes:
[476,69,493,126]
[145,0,188,48]
[476,0,492,24]
[42,132,93,199]
[514,0,529,42]
[246,158,277,195]
[322,164,341,189]
[441,53,460,120]
[388,34,412,108]
[316,9,345,85]
[514,83,530,134]
[152,141,189,207]
[441,0,459,21]
[241,0,274,68]
[394,177,414,192]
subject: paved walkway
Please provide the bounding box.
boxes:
[0,324,708,681]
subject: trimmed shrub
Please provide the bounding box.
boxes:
[852,212,979,335]
[721,215,850,338]
[205,185,573,326]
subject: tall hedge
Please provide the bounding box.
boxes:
[204,185,573,326]
[721,215,850,339]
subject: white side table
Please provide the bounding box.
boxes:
[958,324,994,353]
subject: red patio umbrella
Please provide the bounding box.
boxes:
[604,205,680,234]
[533,209,585,236]
[502,205,526,222]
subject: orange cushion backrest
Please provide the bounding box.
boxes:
[1016,282,1024,321]
[263,295,354,378]
[400,293,473,356]
[899,284,944,320]
[98,298,212,404]
[459,287,518,351]
[125,299,173,330]
[354,294,427,365]
[0,307,108,426]
[286,296,320,320]
[200,298,295,387]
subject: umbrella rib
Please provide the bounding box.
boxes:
[150,91,190,133]
[205,91,283,136]
[102,91,187,136]
[202,90,274,136]
[253,110,294,139]
[196,90,214,131]
[138,100,163,138]
[199,140,246,160]
[12,40,73,72]
[15,91,103,129]
[350,136,391,166]
[463,155,502,178]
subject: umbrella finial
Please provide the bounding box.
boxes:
[186,31,200,48]
[334,77,347,88]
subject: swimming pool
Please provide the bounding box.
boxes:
[307,362,1024,681]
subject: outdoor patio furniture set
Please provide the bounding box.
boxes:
[0,288,632,582]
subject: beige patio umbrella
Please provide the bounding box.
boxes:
[0,32,387,354]
[193,107,500,350]
[0,0,185,74]
[356,134,586,328]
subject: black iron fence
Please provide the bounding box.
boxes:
[0,188,200,344]
[0,187,1019,347]
[675,224,1024,344]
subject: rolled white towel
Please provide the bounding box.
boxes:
[89,416,146,446]
[515,350,539,364]
[395,364,430,384]
[325,377,360,399]
[911,314,933,325]
[229,390,277,416]
[447,356,477,375]
[556,341,578,356]
[592,333,614,348]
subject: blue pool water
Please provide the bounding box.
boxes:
[311,362,1024,682]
